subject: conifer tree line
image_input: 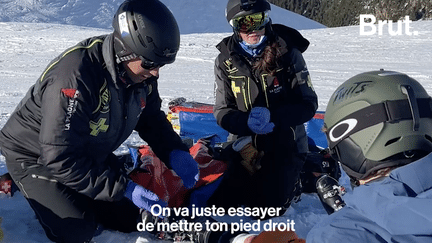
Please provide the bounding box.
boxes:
[268,0,432,27]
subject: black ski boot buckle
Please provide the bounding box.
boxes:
[316,174,346,215]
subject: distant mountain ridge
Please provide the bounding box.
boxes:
[0,0,325,34]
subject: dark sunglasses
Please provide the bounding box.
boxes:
[139,56,164,70]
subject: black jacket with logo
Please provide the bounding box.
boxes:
[213,24,318,153]
[0,34,188,201]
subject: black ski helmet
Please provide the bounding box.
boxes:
[112,0,180,65]
[225,0,271,23]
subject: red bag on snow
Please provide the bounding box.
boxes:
[128,139,227,208]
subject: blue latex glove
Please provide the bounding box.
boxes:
[124,181,167,212]
[128,146,140,170]
[169,150,199,189]
[247,107,275,134]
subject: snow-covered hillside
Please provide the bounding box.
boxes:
[0,0,325,33]
[0,19,431,242]
[0,0,431,241]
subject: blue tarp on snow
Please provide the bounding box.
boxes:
[177,110,327,148]
[179,111,229,143]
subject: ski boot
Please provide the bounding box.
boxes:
[140,210,217,243]
[316,174,346,214]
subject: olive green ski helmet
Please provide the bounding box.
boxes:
[324,70,432,180]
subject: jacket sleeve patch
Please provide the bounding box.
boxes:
[62,89,80,131]
[293,69,314,91]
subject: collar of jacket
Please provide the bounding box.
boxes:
[389,152,432,195]
[271,24,310,53]
[216,32,290,75]
[102,33,121,90]
[103,34,153,90]
[217,24,309,60]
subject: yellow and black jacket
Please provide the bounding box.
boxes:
[213,24,318,154]
[0,34,187,201]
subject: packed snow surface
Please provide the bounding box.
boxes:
[0,3,431,242]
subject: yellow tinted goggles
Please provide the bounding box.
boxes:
[230,11,270,33]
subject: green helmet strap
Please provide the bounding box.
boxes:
[401,85,420,131]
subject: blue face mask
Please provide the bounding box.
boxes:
[239,35,267,57]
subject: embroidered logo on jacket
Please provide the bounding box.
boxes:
[231,81,241,98]
[224,59,238,74]
[61,89,80,131]
[269,77,283,94]
[100,87,110,113]
[94,81,111,114]
[89,118,109,136]
[273,77,280,87]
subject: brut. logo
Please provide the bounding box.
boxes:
[359,14,419,36]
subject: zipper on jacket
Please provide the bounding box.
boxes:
[230,75,251,111]
[32,174,58,183]
[246,77,254,110]
[260,74,270,108]
[121,87,130,120]
[241,83,249,111]
[17,181,29,198]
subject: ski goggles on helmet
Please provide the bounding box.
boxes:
[229,11,270,33]
[139,56,164,70]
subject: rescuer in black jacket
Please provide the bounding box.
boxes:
[0,1,199,242]
[209,0,318,215]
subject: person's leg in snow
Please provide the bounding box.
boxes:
[2,147,141,243]
[0,217,3,242]
[207,142,304,220]
[17,174,140,242]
